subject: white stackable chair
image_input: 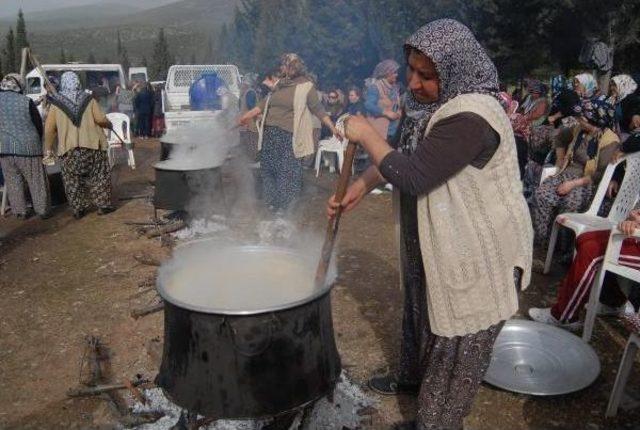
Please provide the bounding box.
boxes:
[315,115,350,177]
[606,310,640,417]
[583,227,640,342]
[543,154,640,274]
[105,112,135,169]
[0,184,8,216]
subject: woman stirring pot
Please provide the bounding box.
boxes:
[238,53,341,212]
[328,20,532,430]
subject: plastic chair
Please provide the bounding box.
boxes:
[606,313,640,417]
[582,228,640,342]
[543,154,640,274]
[315,115,349,177]
[105,112,135,169]
[0,185,8,216]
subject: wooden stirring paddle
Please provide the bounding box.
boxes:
[315,139,358,289]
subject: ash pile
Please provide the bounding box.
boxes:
[131,372,377,430]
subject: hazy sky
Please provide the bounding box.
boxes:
[1,0,177,16]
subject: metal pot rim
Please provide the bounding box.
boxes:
[157,245,334,315]
[153,161,222,171]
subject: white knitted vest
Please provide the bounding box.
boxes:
[417,93,533,337]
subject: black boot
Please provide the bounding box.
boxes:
[97,206,116,215]
[368,372,419,396]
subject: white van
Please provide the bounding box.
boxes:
[128,67,148,84]
[25,64,127,113]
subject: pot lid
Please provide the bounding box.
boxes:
[157,245,332,315]
[484,319,600,395]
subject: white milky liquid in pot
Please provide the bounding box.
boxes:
[160,247,320,313]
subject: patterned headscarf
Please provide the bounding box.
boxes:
[574,73,597,98]
[60,72,83,102]
[399,19,500,152]
[48,71,93,127]
[0,73,24,93]
[611,74,638,103]
[372,59,400,79]
[279,53,308,80]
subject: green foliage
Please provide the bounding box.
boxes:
[16,9,29,55]
[4,27,16,73]
[217,0,640,88]
[150,28,172,80]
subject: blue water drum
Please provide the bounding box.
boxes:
[189,72,227,111]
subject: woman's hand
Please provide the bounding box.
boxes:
[383,109,400,121]
[344,115,375,143]
[326,179,367,219]
[619,220,639,236]
[556,180,576,196]
[628,209,640,223]
[237,113,251,127]
[237,107,261,127]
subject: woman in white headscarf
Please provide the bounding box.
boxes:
[609,74,638,134]
[44,71,113,219]
[0,73,51,219]
[328,19,532,429]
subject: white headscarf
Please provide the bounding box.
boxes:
[574,73,597,98]
[612,74,638,102]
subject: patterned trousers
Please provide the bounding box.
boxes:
[260,126,302,211]
[532,171,593,245]
[0,155,51,216]
[60,148,112,212]
[397,193,504,430]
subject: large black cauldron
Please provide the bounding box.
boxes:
[153,161,222,212]
[156,245,341,419]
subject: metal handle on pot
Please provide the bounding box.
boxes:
[224,315,279,357]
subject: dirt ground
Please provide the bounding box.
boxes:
[2,138,640,430]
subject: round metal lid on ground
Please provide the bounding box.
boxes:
[484,319,600,396]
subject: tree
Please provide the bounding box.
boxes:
[15,8,29,63]
[4,27,16,73]
[59,47,67,64]
[115,31,131,73]
[150,28,172,80]
[87,51,97,63]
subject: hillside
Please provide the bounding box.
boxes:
[2,0,239,68]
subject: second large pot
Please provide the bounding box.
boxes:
[153,161,222,212]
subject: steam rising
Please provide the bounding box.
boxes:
[156,102,337,309]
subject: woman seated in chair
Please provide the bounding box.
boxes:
[529,209,640,329]
[532,73,620,247]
